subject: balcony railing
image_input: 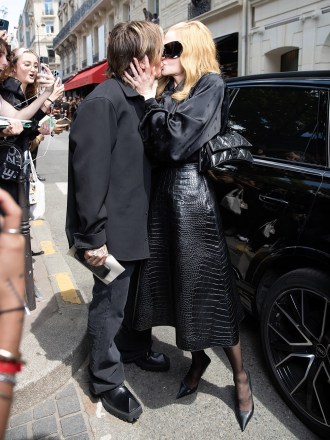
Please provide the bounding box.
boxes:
[53,0,102,48]
[188,0,211,19]
[93,53,99,63]
[72,63,76,71]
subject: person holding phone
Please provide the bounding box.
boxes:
[0,48,63,196]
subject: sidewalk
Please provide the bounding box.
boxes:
[5,219,91,439]
[4,219,321,440]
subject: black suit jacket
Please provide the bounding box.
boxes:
[66,78,151,261]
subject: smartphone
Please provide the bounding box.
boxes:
[40,63,48,74]
[0,19,9,31]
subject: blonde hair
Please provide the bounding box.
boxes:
[107,21,163,83]
[0,48,39,99]
[158,21,220,101]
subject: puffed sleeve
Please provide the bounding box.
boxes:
[140,73,225,163]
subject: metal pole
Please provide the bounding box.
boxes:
[19,142,36,311]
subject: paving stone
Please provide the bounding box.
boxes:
[57,394,81,417]
[32,415,58,439]
[34,399,56,420]
[60,414,87,438]
[55,383,76,400]
[6,425,28,440]
[39,436,61,440]
[9,410,33,427]
[65,433,89,440]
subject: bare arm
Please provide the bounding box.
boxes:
[0,189,25,438]
[0,65,55,120]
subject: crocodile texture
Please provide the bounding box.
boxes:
[134,163,244,351]
[199,131,253,172]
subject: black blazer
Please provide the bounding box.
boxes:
[66,78,151,261]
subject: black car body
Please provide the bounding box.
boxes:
[209,71,330,438]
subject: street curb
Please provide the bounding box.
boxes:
[11,219,89,415]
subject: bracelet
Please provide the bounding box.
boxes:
[0,349,21,363]
[0,360,23,374]
[0,306,25,314]
[0,373,16,386]
[0,227,21,234]
[0,391,12,401]
[46,98,54,104]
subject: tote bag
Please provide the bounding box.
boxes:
[29,152,45,220]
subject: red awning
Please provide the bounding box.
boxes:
[64,61,108,91]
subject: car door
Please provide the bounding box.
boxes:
[209,84,327,311]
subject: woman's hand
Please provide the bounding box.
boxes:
[38,122,51,136]
[0,30,8,42]
[36,65,55,92]
[1,120,24,137]
[48,78,64,102]
[124,55,158,100]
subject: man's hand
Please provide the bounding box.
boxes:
[84,244,108,267]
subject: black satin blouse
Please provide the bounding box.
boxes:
[139,73,225,164]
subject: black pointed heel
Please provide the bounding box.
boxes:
[234,371,254,432]
[176,381,198,399]
[176,355,211,400]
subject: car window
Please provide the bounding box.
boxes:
[229,86,327,166]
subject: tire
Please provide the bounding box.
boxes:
[260,268,330,439]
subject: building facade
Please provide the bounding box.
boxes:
[51,0,329,93]
[17,0,61,73]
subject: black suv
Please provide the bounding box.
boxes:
[210,71,330,438]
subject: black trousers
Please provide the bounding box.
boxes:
[88,261,152,394]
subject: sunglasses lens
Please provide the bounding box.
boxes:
[162,41,183,59]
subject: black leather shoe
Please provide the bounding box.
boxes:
[176,381,198,399]
[176,354,211,399]
[91,385,142,423]
[235,371,254,432]
[134,351,170,372]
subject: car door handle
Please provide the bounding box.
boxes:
[259,195,289,206]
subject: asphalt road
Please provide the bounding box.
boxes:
[35,131,319,440]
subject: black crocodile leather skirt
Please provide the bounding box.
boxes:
[134,163,244,351]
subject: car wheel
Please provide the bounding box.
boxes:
[260,268,330,438]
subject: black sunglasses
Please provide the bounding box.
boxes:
[162,41,183,59]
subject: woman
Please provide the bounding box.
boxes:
[0,48,63,199]
[127,21,254,432]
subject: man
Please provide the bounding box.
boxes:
[66,21,168,423]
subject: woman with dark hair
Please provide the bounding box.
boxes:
[127,20,254,432]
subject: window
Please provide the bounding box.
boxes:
[45,21,54,34]
[229,87,327,166]
[47,48,55,63]
[44,0,54,15]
